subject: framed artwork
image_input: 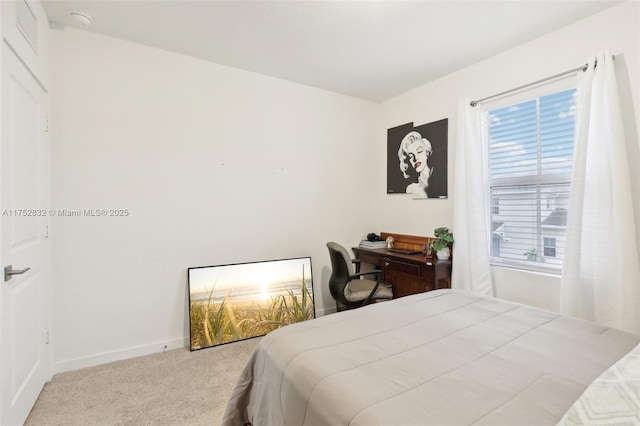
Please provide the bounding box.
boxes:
[387,119,448,199]
[188,257,314,351]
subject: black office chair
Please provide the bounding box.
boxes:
[326,242,393,311]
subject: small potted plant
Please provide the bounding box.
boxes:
[430,227,454,260]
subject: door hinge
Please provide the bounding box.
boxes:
[45,330,50,344]
[44,117,49,133]
[45,223,49,239]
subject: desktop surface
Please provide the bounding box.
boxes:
[387,248,423,255]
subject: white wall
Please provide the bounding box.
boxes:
[50,28,379,371]
[50,1,639,371]
[377,1,639,309]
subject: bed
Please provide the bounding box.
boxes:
[222,289,640,425]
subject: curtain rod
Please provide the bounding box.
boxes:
[470,63,588,107]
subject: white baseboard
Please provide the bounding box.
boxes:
[315,306,335,317]
[54,310,334,374]
[53,337,187,374]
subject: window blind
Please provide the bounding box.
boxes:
[487,88,575,269]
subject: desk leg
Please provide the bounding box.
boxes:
[434,264,452,290]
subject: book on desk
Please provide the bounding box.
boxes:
[358,240,387,249]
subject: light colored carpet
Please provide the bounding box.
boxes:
[25,337,260,426]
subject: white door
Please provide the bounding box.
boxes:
[0,42,50,426]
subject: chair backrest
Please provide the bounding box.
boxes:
[326,242,354,304]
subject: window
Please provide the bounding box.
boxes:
[543,237,557,257]
[491,234,501,257]
[491,197,500,215]
[485,88,576,270]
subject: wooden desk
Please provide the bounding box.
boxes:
[352,247,452,298]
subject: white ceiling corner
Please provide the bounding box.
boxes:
[41,0,622,102]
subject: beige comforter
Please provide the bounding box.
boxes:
[556,341,640,425]
[222,289,639,426]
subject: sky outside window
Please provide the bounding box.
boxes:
[489,88,576,179]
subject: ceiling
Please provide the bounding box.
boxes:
[41,1,621,102]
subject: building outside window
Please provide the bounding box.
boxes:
[485,87,576,271]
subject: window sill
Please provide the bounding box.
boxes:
[489,261,562,278]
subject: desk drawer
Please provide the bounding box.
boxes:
[353,246,450,299]
[357,252,384,268]
[382,258,420,276]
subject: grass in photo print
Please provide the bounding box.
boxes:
[188,257,314,350]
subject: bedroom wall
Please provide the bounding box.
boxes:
[49,28,379,371]
[377,1,639,312]
[50,1,639,372]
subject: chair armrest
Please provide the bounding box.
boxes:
[353,270,385,306]
[347,268,389,307]
[350,270,381,280]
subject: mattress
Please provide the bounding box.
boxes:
[222,289,639,425]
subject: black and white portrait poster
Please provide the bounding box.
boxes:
[387,119,448,199]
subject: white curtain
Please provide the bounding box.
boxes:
[560,50,640,335]
[452,99,493,296]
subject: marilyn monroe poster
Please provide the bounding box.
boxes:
[387,119,448,199]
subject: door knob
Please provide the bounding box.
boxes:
[4,265,31,282]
